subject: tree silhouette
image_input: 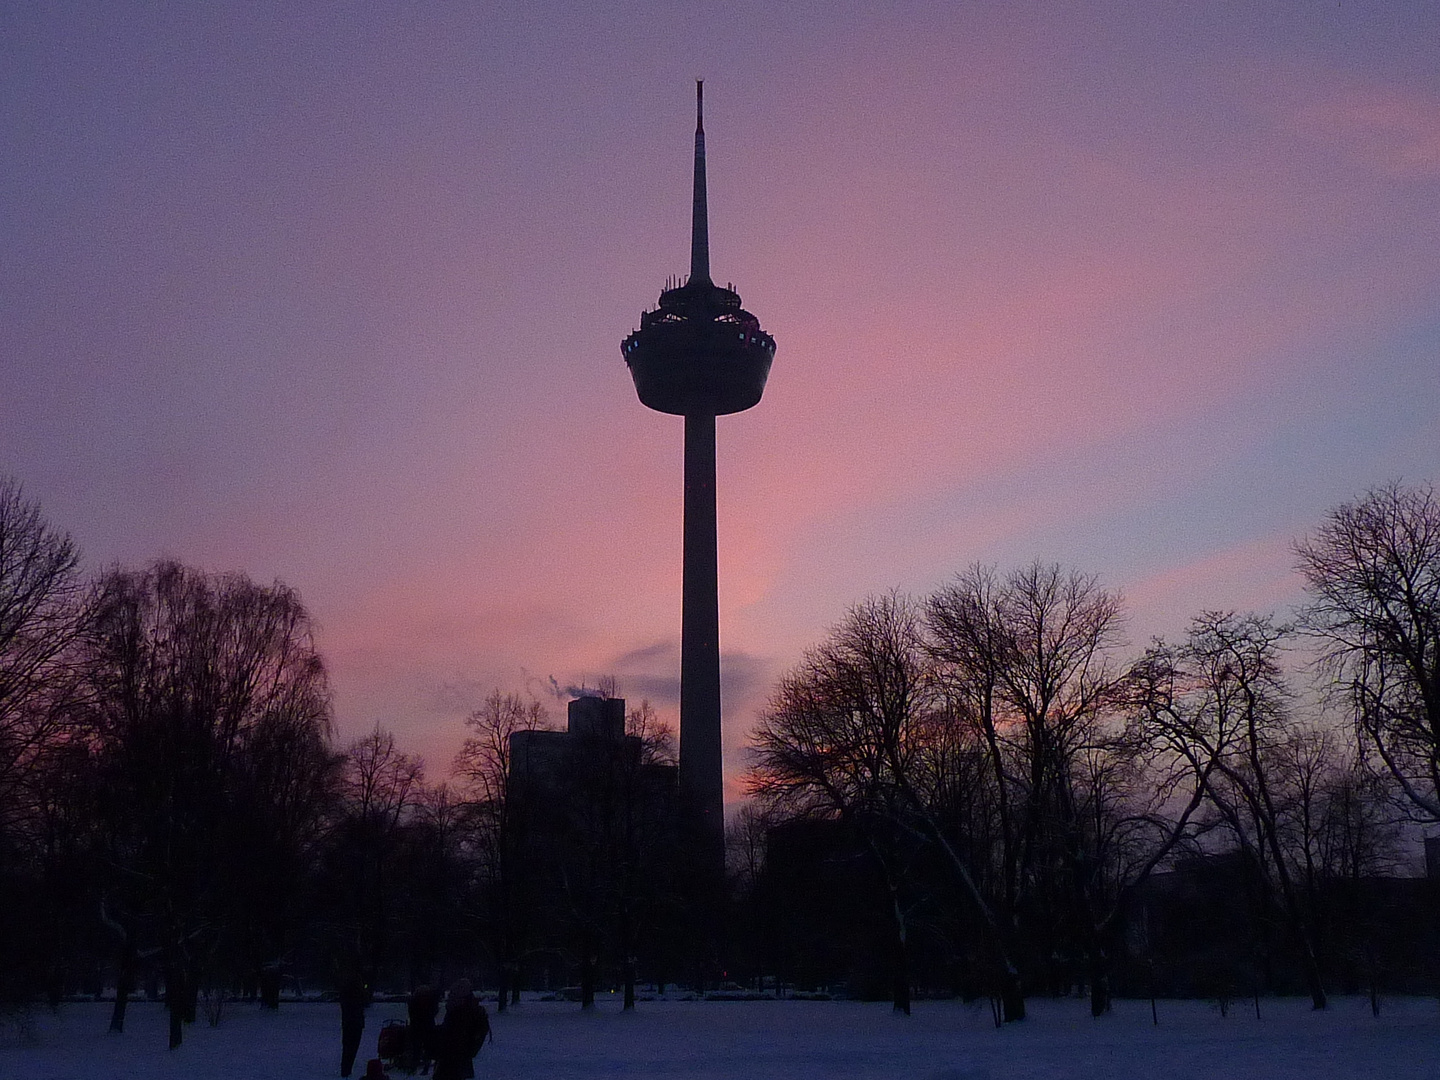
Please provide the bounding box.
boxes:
[1130,612,1328,1009]
[452,690,551,1009]
[77,561,333,1047]
[0,477,83,1010]
[1297,481,1440,822]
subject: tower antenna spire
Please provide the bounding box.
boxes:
[622,84,775,885]
[690,79,710,284]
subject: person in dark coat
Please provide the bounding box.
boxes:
[339,974,369,1078]
[408,984,440,1074]
[431,979,488,1080]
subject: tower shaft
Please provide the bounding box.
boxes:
[680,412,723,849]
[623,82,775,896]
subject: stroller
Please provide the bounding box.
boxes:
[377,1018,413,1073]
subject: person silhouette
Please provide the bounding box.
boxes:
[338,973,368,1078]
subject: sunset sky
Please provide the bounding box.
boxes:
[4,3,1438,796]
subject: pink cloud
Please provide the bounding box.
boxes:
[1287,85,1440,177]
[1124,534,1306,644]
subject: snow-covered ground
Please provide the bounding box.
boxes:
[2,995,1434,1080]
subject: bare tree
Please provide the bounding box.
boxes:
[1311,751,1401,884]
[1273,724,1398,892]
[0,478,85,1013]
[749,592,1015,1017]
[727,803,773,896]
[1274,721,1402,996]
[1296,481,1440,822]
[389,779,471,992]
[329,727,426,984]
[612,700,678,1009]
[928,563,1133,1015]
[343,727,425,831]
[229,690,340,1010]
[0,477,82,852]
[452,690,550,1010]
[1129,612,1328,1009]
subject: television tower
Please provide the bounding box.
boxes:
[621,82,776,861]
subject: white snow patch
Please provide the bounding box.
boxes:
[1,995,1435,1079]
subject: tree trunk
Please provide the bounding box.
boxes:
[580,952,595,1010]
[1299,941,1327,1010]
[1272,859,1327,1010]
[168,1003,184,1051]
[619,903,636,1011]
[259,967,281,1010]
[109,936,136,1033]
[889,895,911,1016]
[45,963,63,1011]
[182,972,199,1025]
[165,965,186,1050]
[892,939,911,1016]
[909,805,1027,1021]
[1089,951,1110,1017]
[1000,966,1025,1023]
[1306,971,1327,1010]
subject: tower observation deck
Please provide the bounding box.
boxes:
[621,82,775,866]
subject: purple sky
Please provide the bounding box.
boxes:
[4,3,1439,794]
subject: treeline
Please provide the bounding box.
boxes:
[0,476,680,1047]
[3,472,1437,1038]
[739,482,1440,1020]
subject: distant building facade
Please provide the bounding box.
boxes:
[507,697,680,1000]
[746,820,1440,1002]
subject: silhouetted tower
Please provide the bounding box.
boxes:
[621,82,775,865]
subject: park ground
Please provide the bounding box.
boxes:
[2,993,1435,1080]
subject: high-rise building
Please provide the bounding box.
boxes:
[621,82,776,865]
[507,696,680,1003]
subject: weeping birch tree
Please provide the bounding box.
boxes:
[79,561,334,1047]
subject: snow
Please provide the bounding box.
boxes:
[2,995,1435,1080]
